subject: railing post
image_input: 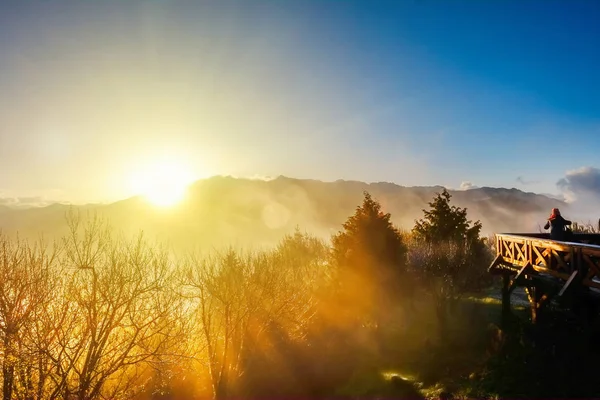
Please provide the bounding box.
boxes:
[501,273,511,327]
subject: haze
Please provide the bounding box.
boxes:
[3,3,600,400]
[1,0,600,215]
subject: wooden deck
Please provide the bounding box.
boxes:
[488,233,600,323]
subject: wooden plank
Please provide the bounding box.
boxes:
[581,279,600,290]
[525,286,534,302]
[537,293,551,309]
[525,286,538,324]
[487,254,503,273]
[530,239,574,253]
[558,270,579,297]
[508,262,534,294]
[552,249,569,272]
[515,242,525,262]
[586,266,595,281]
[501,256,570,279]
[502,273,511,322]
[582,254,600,279]
[532,245,547,267]
[543,248,552,270]
[584,255,600,277]
[502,240,511,257]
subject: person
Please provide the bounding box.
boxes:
[543,208,572,241]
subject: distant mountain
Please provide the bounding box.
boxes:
[0,176,570,251]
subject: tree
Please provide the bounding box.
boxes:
[333,191,407,273]
[46,211,184,400]
[412,188,482,245]
[409,189,491,335]
[0,235,57,400]
[331,191,409,329]
[182,232,326,399]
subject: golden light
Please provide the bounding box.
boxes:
[381,370,416,382]
[129,159,195,207]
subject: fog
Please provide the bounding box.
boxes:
[2,175,600,399]
[0,175,587,252]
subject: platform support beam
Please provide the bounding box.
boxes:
[525,286,540,324]
[501,273,511,326]
[487,254,503,274]
[558,270,579,298]
[508,262,535,294]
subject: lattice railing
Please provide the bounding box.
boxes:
[495,233,600,289]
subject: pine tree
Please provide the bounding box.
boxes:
[331,191,409,329]
[332,191,407,274]
[412,188,482,245]
[409,189,490,334]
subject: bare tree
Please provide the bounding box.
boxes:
[0,211,331,400]
[0,234,57,400]
[39,211,184,400]
[182,230,329,399]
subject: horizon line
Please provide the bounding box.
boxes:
[1,174,565,210]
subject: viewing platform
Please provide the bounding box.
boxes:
[488,233,600,323]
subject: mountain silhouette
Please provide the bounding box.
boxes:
[0,175,568,251]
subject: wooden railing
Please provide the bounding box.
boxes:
[492,233,600,289]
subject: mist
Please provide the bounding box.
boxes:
[0,175,576,252]
[3,174,600,399]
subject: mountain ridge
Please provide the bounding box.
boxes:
[0,175,563,210]
[0,175,569,250]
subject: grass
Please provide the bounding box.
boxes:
[323,294,503,399]
[337,289,596,399]
[279,287,600,399]
[418,293,600,399]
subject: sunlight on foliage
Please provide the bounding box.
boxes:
[0,189,548,400]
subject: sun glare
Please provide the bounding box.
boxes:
[129,160,195,207]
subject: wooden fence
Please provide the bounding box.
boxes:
[491,233,600,289]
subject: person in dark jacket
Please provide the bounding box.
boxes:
[543,208,572,241]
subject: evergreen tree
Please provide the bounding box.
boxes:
[332,191,407,274]
[409,189,491,334]
[331,191,409,329]
[412,188,482,245]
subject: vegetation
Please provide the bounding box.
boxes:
[331,191,411,335]
[412,188,483,245]
[1,189,599,399]
[571,220,600,233]
[409,189,493,335]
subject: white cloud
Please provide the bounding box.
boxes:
[459,181,477,190]
[556,166,600,203]
[0,190,67,208]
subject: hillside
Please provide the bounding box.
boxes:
[0,175,568,251]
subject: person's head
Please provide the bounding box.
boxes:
[550,208,561,219]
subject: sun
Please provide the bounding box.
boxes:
[129,160,195,207]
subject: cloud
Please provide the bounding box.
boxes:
[217,174,276,181]
[516,176,540,185]
[0,196,60,208]
[459,181,477,190]
[555,167,600,228]
[556,166,600,202]
[248,174,277,181]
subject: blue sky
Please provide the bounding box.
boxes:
[0,0,599,203]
